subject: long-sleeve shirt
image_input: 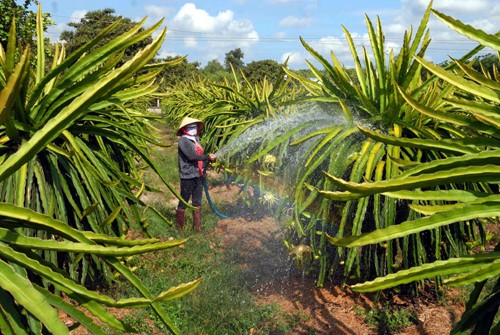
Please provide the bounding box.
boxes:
[178,136,210,179]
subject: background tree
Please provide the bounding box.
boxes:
[224,47,244,71]
[472,52,499,76]
[156,56,200,90]
[438,53,500,75]
[0,0,52,49]
[243,59,283,84]
[204,59,225,73]
[60,8,151,64]
[291,68,314,78]
[202,58,231,82]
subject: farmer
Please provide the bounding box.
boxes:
[176,116,216,232]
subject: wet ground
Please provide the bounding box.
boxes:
[209,181,465,335]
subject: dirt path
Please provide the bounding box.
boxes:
[209,182,465,335]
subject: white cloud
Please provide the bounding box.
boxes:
[420,0,490,14]
[47,10,86,42]
[384,23,407,36]
[279,16,313,28]
[355,0,500,63]
[70,10,87,23]
[306,32,372,66]
[48,23,67,42]
[469,19,496,32]
[385,41,402,56]
[397,0,500,33]
[157,0,499,69]
[273,31,288,39]
[145,5,172,18]
[157,50,179,59]
[167,3,259,65]
[281,51,306,67]
[205,53,221,63]
[173,3,232,32]
[315,36,349,54]
[143,5,172,24]
[184,36,198,48]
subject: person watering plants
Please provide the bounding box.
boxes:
[176,116,216,232]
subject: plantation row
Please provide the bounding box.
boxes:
[0,1,498,334]
[162,2,499,334]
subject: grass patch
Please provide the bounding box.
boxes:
[109,208,299,334]
[355,302,417,335]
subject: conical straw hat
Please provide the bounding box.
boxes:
[176,116,205,135]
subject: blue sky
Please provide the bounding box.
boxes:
[36,0,499,69]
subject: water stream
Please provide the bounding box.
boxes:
[211,103,353,297]
[215,103,349,178]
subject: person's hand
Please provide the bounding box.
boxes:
[208,153,216,161]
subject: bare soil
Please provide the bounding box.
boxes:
[208,179,466,335]
[64,162,467,335]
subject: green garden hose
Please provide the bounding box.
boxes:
[202,172,231,219]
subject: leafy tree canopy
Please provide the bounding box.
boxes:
[439,52,499,70]
[202,59,231,82]
[0,0,53,49]
[204,59,225,73]
[156,56,200,90]
[224,48,244,71]
[60,8,152,64]
[290,68,314,78]
[243,59,283,84]
[473,52,499,75]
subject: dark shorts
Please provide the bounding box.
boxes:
[178,177,203,209]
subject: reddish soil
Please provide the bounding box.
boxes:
[63,166,468,335]
[209,180,466,335]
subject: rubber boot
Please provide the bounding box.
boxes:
[176,208,185,231]
[193,207,201,232]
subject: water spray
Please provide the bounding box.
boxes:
[205,103,350,219]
